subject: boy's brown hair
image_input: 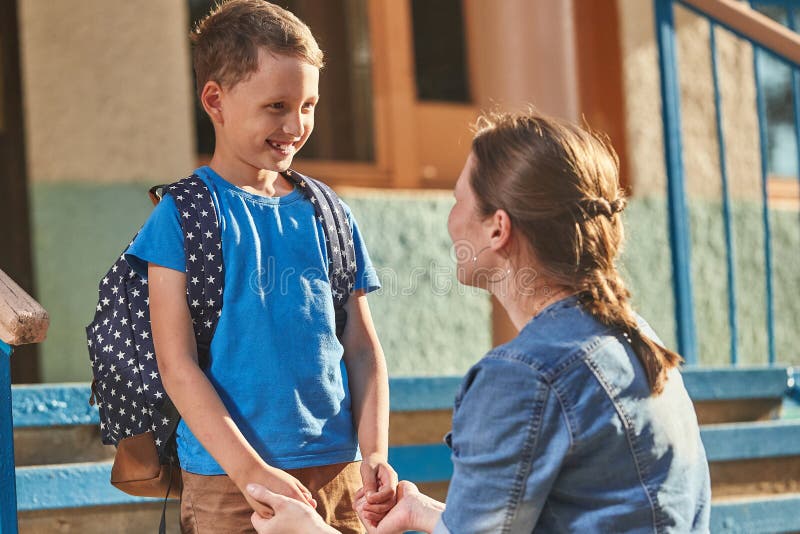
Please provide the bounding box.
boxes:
[191,0,324,97]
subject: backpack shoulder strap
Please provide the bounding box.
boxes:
[283,170,357,336]
[162,175,223,357]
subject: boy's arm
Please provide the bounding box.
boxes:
[148,263,316,514]
[340,289,397,521]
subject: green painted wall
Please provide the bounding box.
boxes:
[29,184,491,382]
[28,184,799,383]
[621,196,800,366]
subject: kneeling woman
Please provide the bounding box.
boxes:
[249,111,711,534]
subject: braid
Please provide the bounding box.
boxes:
[579,268,683,395]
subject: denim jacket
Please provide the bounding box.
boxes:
[434,297,711,534]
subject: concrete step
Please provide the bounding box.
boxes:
[11,368,790,466]
[9,369,797,533]
[14,462,800,534]
[20,503,180,534]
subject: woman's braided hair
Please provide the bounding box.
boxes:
[470,110,682,395]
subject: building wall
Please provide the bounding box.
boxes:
[617,0,761,200]
[29,184,493,382]
[17,0,195,184]
[29,183,800,382]
[15,1,800,382]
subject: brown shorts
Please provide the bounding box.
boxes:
[179,461,365,534]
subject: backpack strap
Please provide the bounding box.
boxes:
[146,176,223,459]
[283,170,357,337]
[163,175,224,360]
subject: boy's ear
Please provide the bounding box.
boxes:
[201,81,224,124]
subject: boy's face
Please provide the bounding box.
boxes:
[211,49,319,175]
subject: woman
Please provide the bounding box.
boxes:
[248,111,711,533]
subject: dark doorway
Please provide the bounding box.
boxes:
[1,0,40,383]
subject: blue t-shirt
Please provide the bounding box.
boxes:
[125,166,380,474]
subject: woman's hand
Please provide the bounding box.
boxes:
[247,484,335,534]
[241,466,316,517]
[354,480,445,534]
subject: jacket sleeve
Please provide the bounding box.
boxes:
[438,355,571,534]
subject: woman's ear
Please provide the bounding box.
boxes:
[487,209,512,252]
[201,81,224,125]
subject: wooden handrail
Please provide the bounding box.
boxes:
[0,269,48,346]
[681,0,800,66]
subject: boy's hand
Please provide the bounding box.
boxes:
[358,454,398,526]
[242,466,317,517]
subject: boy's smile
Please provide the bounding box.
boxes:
[205,48,320,186]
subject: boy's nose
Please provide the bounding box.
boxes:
[283,112,303,137]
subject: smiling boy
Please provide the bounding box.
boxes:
[124,1,395,532]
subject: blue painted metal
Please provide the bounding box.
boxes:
[751,38,778,365]
[0,340,18,534]
[8,369,789,430]
[388,444,453,483]
[390,422,800,484]
[710,494,800,533]
[13,446,452,511]
[788,6,800,251]
[655,0,698,364]
[11,384,97,428]
[15,462,162,511]
[700,420,800,461]
[681,367,788,401]
[708,22,741,366]
[389,376,461,412]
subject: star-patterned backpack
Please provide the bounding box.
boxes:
[86,171,357,508]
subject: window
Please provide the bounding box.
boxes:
[754,4,797,179]
[188,0,375,162]
[410,0,471,103]
[751,2,800,206]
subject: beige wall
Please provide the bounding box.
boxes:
[18,0,195,183]
[617,0,761,199]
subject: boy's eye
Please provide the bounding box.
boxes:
[302,102,316,111]
[268,102,284,110]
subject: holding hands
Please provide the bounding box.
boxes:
[240,465,317,519]
[247,477,445,534]
[358,453,399,526]
[354,480,444,534]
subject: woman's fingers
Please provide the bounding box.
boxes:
[247,483,285,507]
[365,484,395,504]
[359,500,395,514]
[359,509,385,525]
[297,484,317,509]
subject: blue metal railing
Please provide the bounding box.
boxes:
[1,339,18,534]
[709,21,741,365]
[655,0,699,364]
[655,0,800,366]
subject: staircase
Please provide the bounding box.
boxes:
[9,368,800,533]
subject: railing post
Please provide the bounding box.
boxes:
[0,339,18,534]
[0,268,47,534]
[654,0,699,364]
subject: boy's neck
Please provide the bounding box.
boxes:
[208,155,294,198]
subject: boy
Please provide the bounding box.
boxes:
[125,1,395,532]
